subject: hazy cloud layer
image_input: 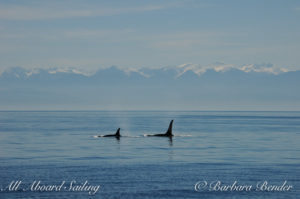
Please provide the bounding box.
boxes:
[0,1,299,72]
[0,4,165,20]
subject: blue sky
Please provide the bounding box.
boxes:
[0,0,300,72]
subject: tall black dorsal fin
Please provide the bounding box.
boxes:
[115,128,120,136]
[165,120,173,136]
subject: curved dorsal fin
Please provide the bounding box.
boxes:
[115,128,120,136]
[165,120,173,135]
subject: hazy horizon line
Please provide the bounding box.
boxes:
[1,109,300,112]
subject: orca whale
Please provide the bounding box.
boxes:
[150,120,174,137]
[103,128,121,138]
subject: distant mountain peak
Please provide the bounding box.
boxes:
[173,62,291,77]
[1,64,299,110]
[0,63,296,81]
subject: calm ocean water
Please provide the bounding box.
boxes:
[0,111,299,198]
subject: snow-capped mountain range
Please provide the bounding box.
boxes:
[0,63,295,80]
[0,64,299,110]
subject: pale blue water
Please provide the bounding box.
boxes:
[0,111,299,198]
